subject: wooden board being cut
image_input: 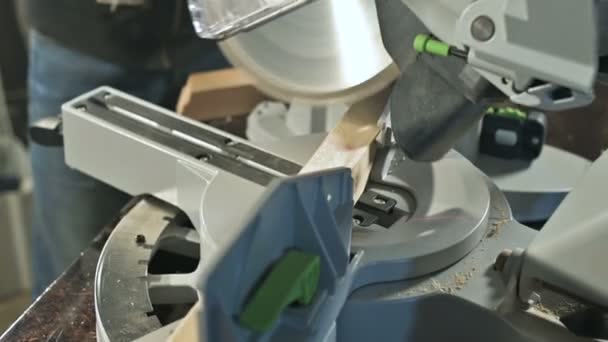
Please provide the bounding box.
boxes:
[176,68,269,121]
[299,87,391,201]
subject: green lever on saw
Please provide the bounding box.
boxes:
[486,106,527,121]
[413,34,468,59]
[239,250,321,333]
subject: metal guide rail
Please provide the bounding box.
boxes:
[67,87,301,186]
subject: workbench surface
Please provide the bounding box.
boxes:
[0,223,113,341]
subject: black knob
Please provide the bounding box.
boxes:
[29,116,63,147]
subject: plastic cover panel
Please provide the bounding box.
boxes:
[188,0,316,39]
[200,169,354,340]
[520,151,608,308]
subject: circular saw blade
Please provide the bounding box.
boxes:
[220,0,398,105]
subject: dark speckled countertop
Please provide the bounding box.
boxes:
[0,225,112,342]
[546,86,608,161]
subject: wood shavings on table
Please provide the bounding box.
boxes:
[487,206,510,238]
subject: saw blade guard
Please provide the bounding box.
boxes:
[188,0,315,39]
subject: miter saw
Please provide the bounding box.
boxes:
[31,0,608,341]
[214,0,594,223]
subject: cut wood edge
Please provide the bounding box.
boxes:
[300,86,392,201]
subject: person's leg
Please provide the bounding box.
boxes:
[28,30,170,297]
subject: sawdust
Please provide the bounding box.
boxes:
[403,287,432,296]
[554,300,587,316]
[454,273,468,286]
[403,279,450,296]
[487,207,510,238]
[532,298,587,318]
[533,303,555,316]
[411,269,478,296]
[430,279,451,294]
[487,219,508,237]
[453,271,475,287]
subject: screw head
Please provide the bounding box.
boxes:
[373,197,387,205]
[471,16,495,42]
[527,292,542,306]
[135,234,146,245]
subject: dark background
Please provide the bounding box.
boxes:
[547,85,608,161]
[0,0,28,144]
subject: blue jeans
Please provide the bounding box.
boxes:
[28,30,228,297]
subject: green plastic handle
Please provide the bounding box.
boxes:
[487,106,527,121]
[413,34,450,57]
[239,250,321,332]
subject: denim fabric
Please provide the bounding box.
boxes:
[28,30,228,297]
